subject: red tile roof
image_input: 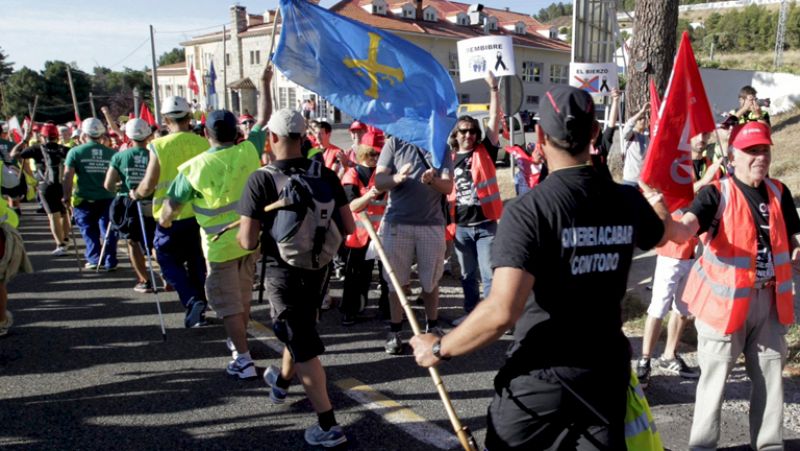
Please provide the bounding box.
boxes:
[329,0,570,52]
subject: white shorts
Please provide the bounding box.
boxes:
[379,222,445,293]
[647,255,693,319]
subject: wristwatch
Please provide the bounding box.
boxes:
[432,339,450,361]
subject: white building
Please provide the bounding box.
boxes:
[155,1,571,123]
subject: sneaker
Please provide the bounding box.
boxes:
[226,357,257,380]
[184,299,207,328]
[659,355,700,379]
[104,265,118,272]
[304,423,347,448]
[226,337,239,360]
[0,311,13,337]
[133,281,153,293]
[84,262,98,270]
[263,365,288,404]
[425,325,445,337]
[321,295,334,311]
[636,358,651,388]
[51,246,67,256]
[384,332,403,355]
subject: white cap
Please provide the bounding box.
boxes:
[266,109,305,137]
[160,96,191,119]
[125,119,152,142]
[81,118,106,138]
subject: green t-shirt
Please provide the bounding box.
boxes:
[110,146,149,194]
[168,131,264,204]
[65,141,116,201]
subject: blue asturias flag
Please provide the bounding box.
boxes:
[272,0,458,168]
[208,61,217,95]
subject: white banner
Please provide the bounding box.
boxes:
[456,36,516,83]
[569,63,618,96]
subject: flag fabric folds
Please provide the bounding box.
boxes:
[188,67,200,96]
[209,62,217,95]
[139,103,157,126]
[648,78,661,137]
[272,0,458,168]
[8,116,22,143]
[640,32,716,211]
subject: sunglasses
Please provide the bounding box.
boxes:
[457,128,479,135]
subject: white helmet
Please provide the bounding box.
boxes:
[2,164,20,190]
[125,118,152,142]
[160,96,191,119]
[81,118,106,138]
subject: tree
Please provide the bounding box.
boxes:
[0,47,13,85]
[2,67,45,118]
[626,0,679,116]
[92,66,153,119]
[158,47,185,67]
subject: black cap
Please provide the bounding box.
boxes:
[206,110,238,142]
[538,86,596,147]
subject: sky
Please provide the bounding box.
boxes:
[2,0,564,73]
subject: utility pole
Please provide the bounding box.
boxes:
[223,25,228,109]
[149,25,162,125]
[774,0,787,70]
[133,87,141,118]
[89,92,97,118]
[66,66,81,122]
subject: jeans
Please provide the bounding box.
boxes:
[340,244,389,316]
[454,221,496,313]
[153,218,207,308]
[73,199,117,268]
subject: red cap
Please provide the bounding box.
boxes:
[41,123,59,139]
[239,114,255,124]
[360,130,385,152]
[32,123,41,132]
[730,122,772,150]
[349,120,366,132]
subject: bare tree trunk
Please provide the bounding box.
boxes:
[626,0,679,119]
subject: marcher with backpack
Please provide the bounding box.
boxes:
[160,109,263,380]
[238,108,354,448]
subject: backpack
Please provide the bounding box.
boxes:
[264,160,342,270]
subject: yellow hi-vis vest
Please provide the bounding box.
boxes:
[151,131,209,220]
[178,141,260,263]
[625,370,664,451]
[0,161,19,228]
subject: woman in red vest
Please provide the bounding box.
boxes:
[340,143,389,326]
[647,122,800,450]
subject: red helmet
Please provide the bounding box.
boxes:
[41,123,59,139]
[360,130,385,152]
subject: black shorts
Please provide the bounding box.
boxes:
[40,183,65,214]
[265,263,328,363]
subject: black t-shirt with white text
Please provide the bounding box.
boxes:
[453,137,498,226]
[20,142,69,186]
[237,158,348,266]
[491,165,664,374]
[689,177,800,280]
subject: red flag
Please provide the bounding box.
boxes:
[640,32,716,211]
[8,116,22,143]
[649,79,661,137]
[139,103,156,126]
[188,67,199,96]
[200,113,206,125]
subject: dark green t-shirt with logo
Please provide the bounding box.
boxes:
[110,146,149,193]
[65,141,116,201]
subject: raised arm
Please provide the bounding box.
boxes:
[255,65,273,130]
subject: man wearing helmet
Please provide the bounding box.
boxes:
[62,118,118,270]
[11,122,71,255]
[133,95,211,328]
[0,122,26,218]
[104,119,156,292]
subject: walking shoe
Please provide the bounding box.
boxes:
[51,246,67,256]
[0,311,13,337]
[636,358,651,388]
[304,423,347,448]
[226,357,257,380]
[384,332,403,355]
[84,262,98,270]
[133,281,153,293]
[184,299,208,328]
[103,265,118,272]
[321,295,334,311]
[659,355,700,379]
[263,365,288,404]
[226,337,239,360]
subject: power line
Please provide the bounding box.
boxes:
[106,37,151,70]
[154,23,227,35]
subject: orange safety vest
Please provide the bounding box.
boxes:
[682,177,794,334]
[656,210,698,259]
[446,144,503,238]
[322,145,344,171]
[343,167,386,248]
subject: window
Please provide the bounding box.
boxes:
[448,52,459,78]
[522,61,543,83]
[287,88,297,112]
[250,50,261,65]
[549,64,569,84]
[178,85,185,97]
[278,87,288,109]
[225,53,230,66]
[403,6,414,18]
[526,95,540,105]
[165,85,173,96]
[425,12,434,21]
[459,16,469,25]
[459,93,470,104]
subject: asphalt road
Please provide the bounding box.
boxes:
[1,130,798,450]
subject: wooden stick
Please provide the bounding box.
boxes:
[96,222,112,272]
[357,212,479,451]
[209,197,291,242]
[65,207,82,273]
